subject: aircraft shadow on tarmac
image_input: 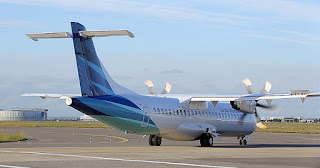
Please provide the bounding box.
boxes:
[208,144,320,148]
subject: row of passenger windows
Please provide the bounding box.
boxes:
[152,108,242,119]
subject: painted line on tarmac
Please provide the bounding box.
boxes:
[0,165,30,168]
[296,137,320,141]
[16,151,236,168]
[40,132,128,143]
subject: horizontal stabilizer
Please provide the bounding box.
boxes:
[26,30,134,41]
[26,32,73,41]
[79,30,134,38]
[21,93,81,99]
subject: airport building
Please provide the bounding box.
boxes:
[0,108,48,121]
[80,114,97,121]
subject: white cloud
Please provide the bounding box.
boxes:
[241,33,311,45]
[0,0,259,25]
[211,0,320,23]
[0,20,45,28]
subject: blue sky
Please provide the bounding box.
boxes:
[0,0,319,118]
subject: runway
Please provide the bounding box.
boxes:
[0,127,319,168]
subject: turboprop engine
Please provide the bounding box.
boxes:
[232,78,276,129]
[230,100,256,114]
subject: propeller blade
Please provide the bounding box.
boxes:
[162,82,172,94]
[144,80,155,94]
[256,102,277,110]
[256,122,267,129]
[242,78,252,94]
[255,109,267,129]
[261,81,272,94]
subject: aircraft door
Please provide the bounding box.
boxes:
[141,107,149,127]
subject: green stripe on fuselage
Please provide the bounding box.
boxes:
[90,115,160,135]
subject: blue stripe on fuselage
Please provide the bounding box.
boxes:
[70,96,156,126]
[92,95,140,109]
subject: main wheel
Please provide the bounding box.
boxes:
[239,140,243,145]
[149,135,155,146]
[200,137,206,147]
[155,136,162,146]
[200,134,213,147]
[205,135,213,147]
[243,139,247,145]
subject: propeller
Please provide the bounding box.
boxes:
[162,82,172,94]
[144,80,155,94]
[240,78,275,129]
[241,78,252,94]
[144,80,171,95]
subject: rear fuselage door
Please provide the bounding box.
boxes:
[141,107,149,127]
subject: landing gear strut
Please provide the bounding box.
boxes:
[149,135,162,146]
[238,136,247,146]
[200,134,213,147]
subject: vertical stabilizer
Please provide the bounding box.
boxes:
[70,22,135,96]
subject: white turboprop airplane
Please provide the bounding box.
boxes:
[22,22,320,147]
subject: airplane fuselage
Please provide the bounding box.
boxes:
[68,94,256,141]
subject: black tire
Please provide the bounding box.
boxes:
[200,134,213,147]
[155,136,162,146]
[205,135,213,147]
[200,136,206,147]
[239,140,243,145]
[243,139,247,145]
[149,135,155,146]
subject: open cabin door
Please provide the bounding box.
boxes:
[141,107,149,127]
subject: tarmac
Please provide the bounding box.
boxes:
[0,127,319,168]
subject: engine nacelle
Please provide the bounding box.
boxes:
[230,100,256,114]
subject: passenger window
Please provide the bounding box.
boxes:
[157,108,160,113]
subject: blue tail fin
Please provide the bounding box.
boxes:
[71,22,134,96]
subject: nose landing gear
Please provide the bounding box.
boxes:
[149,135,162,146]
[238,135,248,146]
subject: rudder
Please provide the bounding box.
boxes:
[71,22,114,96]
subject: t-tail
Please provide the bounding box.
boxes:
[26,22,136,96]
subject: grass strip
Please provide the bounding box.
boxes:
[0,121,110,128]
[0,131,26,142]
[255,123,320,134]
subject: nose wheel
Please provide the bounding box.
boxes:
[149,135,162,146]
[238,136,248,146]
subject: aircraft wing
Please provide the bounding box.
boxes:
[21,93,81,99]
[190,90,320,103]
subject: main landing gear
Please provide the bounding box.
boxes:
[149,135,162,146]
[238,136,247,146]
[200,134,213,147]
